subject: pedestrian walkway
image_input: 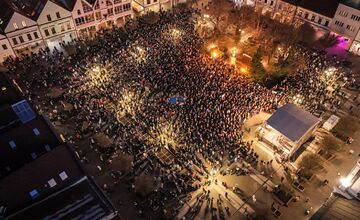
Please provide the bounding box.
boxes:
[212,184,255,215]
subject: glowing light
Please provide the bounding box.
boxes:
[204,14,210,18]
[230,57,236,65]
[340,177,352,188]
[211,51,218,59]
[240,67,247,73]
[208,43,217,50]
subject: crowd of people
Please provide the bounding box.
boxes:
[4,6,348,219]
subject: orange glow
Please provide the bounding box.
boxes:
[211,51,218,59]
[240,67,247,73]
[230,57,236,65]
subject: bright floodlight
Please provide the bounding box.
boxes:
[340,177,352,188]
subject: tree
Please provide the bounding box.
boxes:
[321,135,342,154]
[207,0,234,32]
[251,48,267,83]
[299,153,323,172]
[297,22,316,44]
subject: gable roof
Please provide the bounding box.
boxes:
[267,103,320,142]
[0,116,61,178]
[9,0,48,21]
[0,144,84,217]
[0,1,15,35]
[51,0,77,11]
[85,0,97,6]
[6,176,116,220]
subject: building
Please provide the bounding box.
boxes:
[71,0,133,38]
[36,0,78,50]
[259,103,320,160]
[0,0,45,57]
[0,72,117,219]
[336,159,360,200]
[295,0,339,32]
[310,194,360,220]
[331,0,360,55]
[274,0,299,24]
[255,0,278,14]
[0,34,15,63]
[274,0,338,32]
[0,144,117,219]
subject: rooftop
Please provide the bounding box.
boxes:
[0,144,84,217]
[7,176,116,220]
[267,103,320,142]
[0,74,23,107]
[0,115,61,178]
[341,0,360,10]
[298,0,341,18]
[310,195,360,220]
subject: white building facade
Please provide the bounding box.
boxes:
[255,0,278,14]
[331,2,360,55]
[4,12,45,57]
[37,0,77,50]
[72,0,133,38]
[0,34,15,63]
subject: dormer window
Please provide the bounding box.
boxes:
[9,140,16,149]
[13,23,18,29]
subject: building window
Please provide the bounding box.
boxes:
[48,178,57,187]
[123,3,131,11]
[115,5,122,14]
[317,18,322,24]
[51,27,56,34]
[108,8,114,16]
[311,15,315,21]
[33,128,40,136]
[335,20,344,27]
[114,0,122,3]
[270,1,274,6]
[44,144,51,151]
[12,38,18,45]
[47,14,52,21]
[27,33,32,41]
[106,0,112,6]
[67,22,71,30]
[19,36,24,43]
[59,171,68,180]
[29,189,39,199]
[2,44,8,50]
[44,29,50,36]
[31,152,37,159]
[34,32,39,39]
[77,9,81,15]
[147,0,150,4]
[154,0,157,2]
[22,21,26,27]
[56,12,61,19]
[324,20,329,27]
[13,23,18,29]
[95,12,102,20]
[9,140,16,149]
[60,24,65,32]
[351,14,360,21]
